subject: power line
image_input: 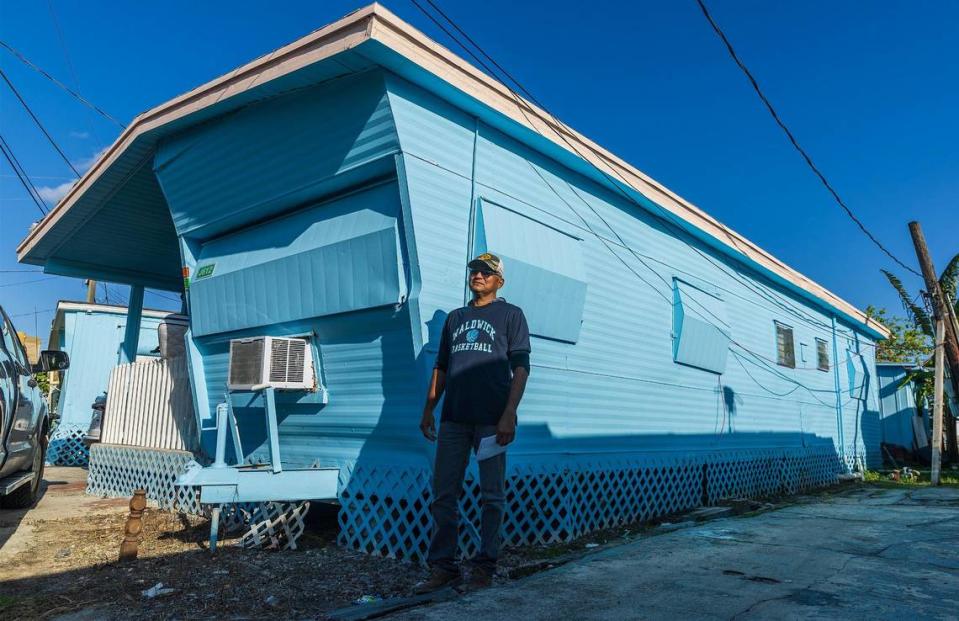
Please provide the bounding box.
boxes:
[411,0,871,343]
[0,133,47,215]
[46,0,81,93]
[0,276,58,287]
[46,0,106,148]
[408,1,882,402]
[9,307,56,318]
[146,288,181,303]
[0,67,80,177]
[0,39,126,128]
[0,269,43,273]
[692,0,921,278]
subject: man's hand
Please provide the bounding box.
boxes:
[420,410,437,442]
[496,408,517,446]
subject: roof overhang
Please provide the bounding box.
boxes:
[17,3,889,339]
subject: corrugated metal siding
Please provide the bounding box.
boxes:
[155,70,400,239]
[56,309,167,428]
[385,73,881,462]
[193,307,425,469]
[101,356,198,452]
[139,68,883,479]
[877,364,918,450]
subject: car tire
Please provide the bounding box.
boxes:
[1,427,47,509]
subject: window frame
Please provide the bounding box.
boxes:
[774,321,796,368]
[815,338,830,372]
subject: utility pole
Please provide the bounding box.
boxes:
[909,221,959,470]
[85,279,96,304]
[932,318,945,484]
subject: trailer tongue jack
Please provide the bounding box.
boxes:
[176,386,338,551]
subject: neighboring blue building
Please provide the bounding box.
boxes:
[876,362,922,454]
[19,5,887,561]
[47,301,188,465]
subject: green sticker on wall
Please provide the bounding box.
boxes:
[195,264,216,280]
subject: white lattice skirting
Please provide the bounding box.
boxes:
[338,446,843,564]
[47,423,90,466]
[87,443,202,514]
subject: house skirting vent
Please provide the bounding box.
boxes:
[86,443,202,514]
[47,423,90,466]
[338,446,844,565]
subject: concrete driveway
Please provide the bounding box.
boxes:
[0,466,127,563]
[394,485,959,620]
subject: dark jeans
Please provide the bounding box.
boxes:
[427,420,506,574]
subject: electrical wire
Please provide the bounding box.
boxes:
[46,0,105,147]
[0,276,58,287]
[0,40,125,128]
[411,0,883,354]
[0,67,80,177]
[692,0,921,278]
[8,307,56,318]
[108,284,128,305]
[409,0,883,402]
[146,289,182,303]
[414,0,887,343]
[0,133,47,215]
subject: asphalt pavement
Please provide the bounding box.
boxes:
[392,485,959,620]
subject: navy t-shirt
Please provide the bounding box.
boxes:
[434,299,531,425]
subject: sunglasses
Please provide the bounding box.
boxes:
[469,269,497,278]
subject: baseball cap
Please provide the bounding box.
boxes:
[467,252,505,277]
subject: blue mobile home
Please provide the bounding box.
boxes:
[46,301,188,465]
[18,5,886,560]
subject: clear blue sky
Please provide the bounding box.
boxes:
[1,0,956,346]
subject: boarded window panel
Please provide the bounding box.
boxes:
[476,200,587,343]
[190,182,407,336]
[672,279,730,374]
[816,338,830,371]
[847,350,867,397]
[776,322,796,368]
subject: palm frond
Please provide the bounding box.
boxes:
[882,269,933,336]
[939,252,959,307]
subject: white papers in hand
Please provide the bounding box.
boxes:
[476,434,507,461]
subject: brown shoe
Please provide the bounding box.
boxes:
[413,568,462,594]
[465,566,493,591]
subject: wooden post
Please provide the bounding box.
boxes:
[119,489,147,561]
[85,279,96,304]
[932,318,945,485]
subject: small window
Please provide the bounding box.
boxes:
[815,338,830,371]
[775,322,795,368]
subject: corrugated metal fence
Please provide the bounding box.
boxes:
[101,356,199,453]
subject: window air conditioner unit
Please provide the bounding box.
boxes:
[228,336,315,391]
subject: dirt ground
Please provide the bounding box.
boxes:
[0,467,653,620]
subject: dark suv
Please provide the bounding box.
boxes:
[0,306,68,508]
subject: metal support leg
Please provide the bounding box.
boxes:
[210,505,221,552]
[213,403,228,469]
[264,387,282,474]
[228,398,244,465]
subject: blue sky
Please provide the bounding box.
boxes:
[1,0,956,346]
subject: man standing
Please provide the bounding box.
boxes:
[415,252,531,593]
